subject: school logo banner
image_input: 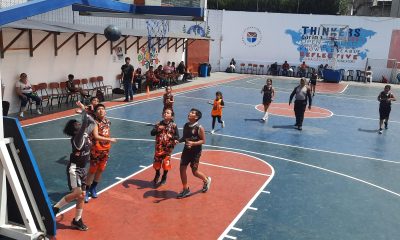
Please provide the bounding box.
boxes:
[242,27,262,47]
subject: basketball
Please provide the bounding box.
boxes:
[104,25,121,42]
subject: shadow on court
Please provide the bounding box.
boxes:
[272,125,297,129]
[358,128,379,133]
[244,118,264,122]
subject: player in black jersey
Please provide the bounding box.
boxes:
[377,85,396,134]
[53,101,94,231]
[177,108,211,198]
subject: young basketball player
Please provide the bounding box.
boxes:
[85,104,117,202]
[163,86,174,112]
[177,108,211,198]
[377,85,396,134]
[309,68,318,96]
[260,79,275,121]
[151,108,180,185]
[53,101,94,231]
[208,91,225,134]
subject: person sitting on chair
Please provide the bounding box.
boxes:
[134,68,144,93]
[299,61,308,77]
[229,58,236,73]
[281,61,289,76]
[146,66,160,90]
[66,74,89,101]
[365,66,373,83]
[270,62,278,76]
[16,73,42,118]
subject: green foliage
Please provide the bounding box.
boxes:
[208,0,342,15]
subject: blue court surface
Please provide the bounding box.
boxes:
[24,76,399,239]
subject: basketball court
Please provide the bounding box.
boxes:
[1,1,400,240]
[19,74,400,240]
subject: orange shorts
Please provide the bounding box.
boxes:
[89,149,109,174]
[153,155,171,171]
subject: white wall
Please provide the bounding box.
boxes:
[0,28,184,114]
[208,10,400,71]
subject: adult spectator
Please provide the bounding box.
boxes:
[15,73,42,117]
[229,58,236,73]
[146,66,160,90]
[289,78,312,131]
[177,61,189,81]
[134,68,144,93]
[270,62,278,76]
[281,61,290,76]
[318,64,324,78]
[154,65,167,88]
[365,66,373,83]
[299,61,308,77]
[121,57,134,102]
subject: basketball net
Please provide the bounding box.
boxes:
[146,19,169,52]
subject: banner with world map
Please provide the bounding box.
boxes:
[217,11,397,70]
[285,26,376,64]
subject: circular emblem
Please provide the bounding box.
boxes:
[242,27,262,47]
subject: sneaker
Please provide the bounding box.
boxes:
[297,126,302,131]
[36,109,42,115]
[160,175,167,185]
[52,206,59,215]
[210,130,215,134]
[123,99,129,102]
[379,128,383,134]
[202,177,212,193]
[177,188,191,199]
[19,112,24,118]
[90,186,98,198]
[130,97,134,101]
[84,191,90,203]
[71,218,88,231]
[221,121,225,128]
[384,122,388,129]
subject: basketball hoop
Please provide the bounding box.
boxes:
[146,19,169,51]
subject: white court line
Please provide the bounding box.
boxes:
[216,150,275,240]
[22,75,254,127]
[139,165,147,168]
[224,235,237,240]
[27,120,398,165]
[178,94,400,123]
[223,84,399,104]
[231,227,243,232]
[58,164,153,216]
[212,133,399,164]
[248,207,258,211]
[80,116,400,165]
[115,177,124,180]
[262,191,270,194]
[170,156,270,176]
[205,145,400,198]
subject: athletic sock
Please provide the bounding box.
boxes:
[263,112,268,119]
[90,181,98,192]
[55,197,68,209]
[75,208,83,221]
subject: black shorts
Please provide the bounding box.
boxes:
[66,163,87,191]
[180,148,201,170]
[379,106,391,120]
[310,80,317,86]
[263,97,272,105]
